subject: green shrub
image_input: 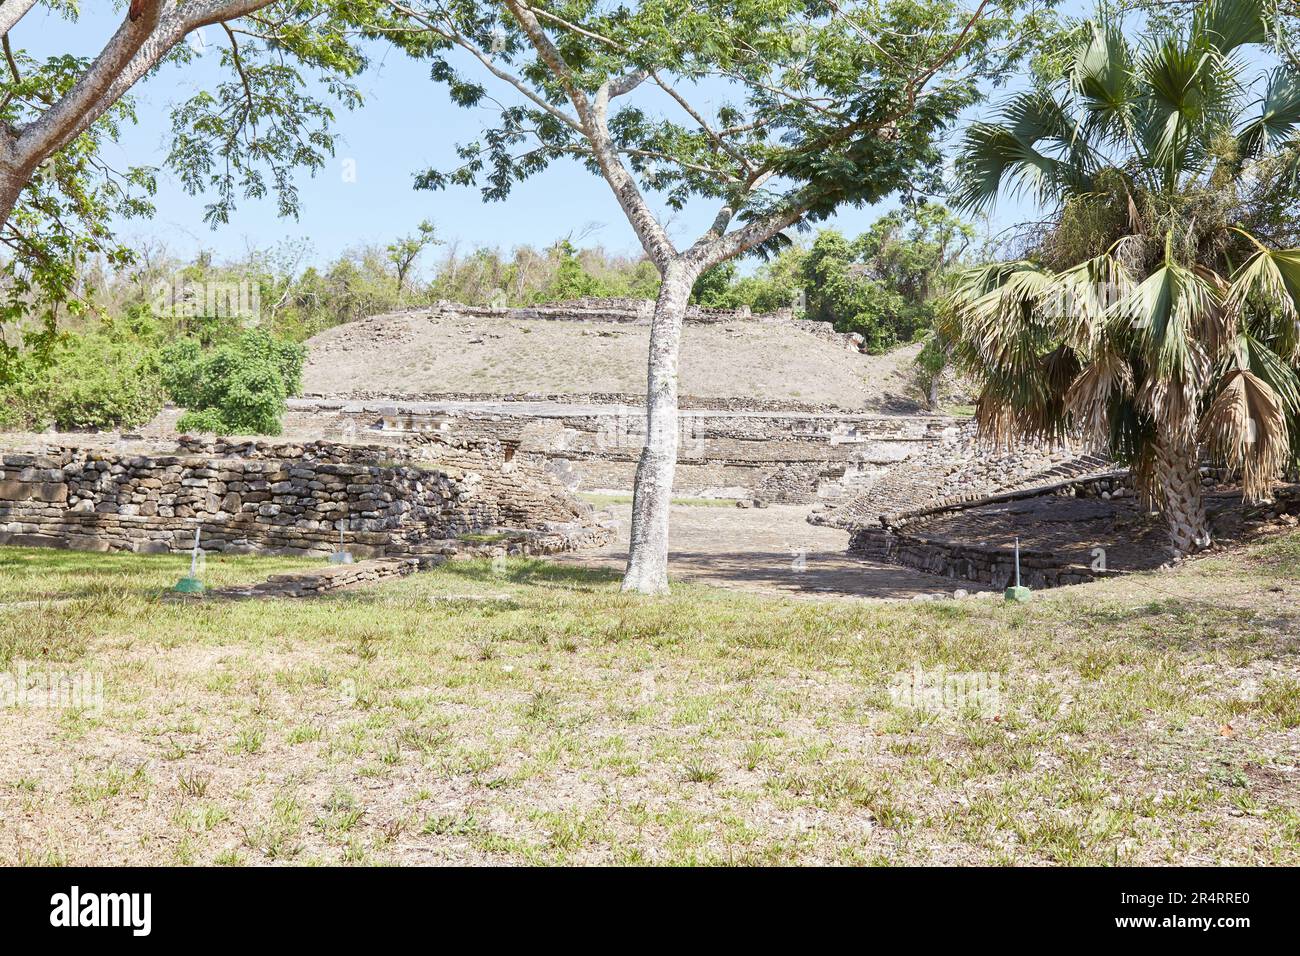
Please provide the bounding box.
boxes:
[0,328,165,431]
[162,329,305,436]
[51,336,166,430]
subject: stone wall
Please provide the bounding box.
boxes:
[430,298,777,325]
[395,299,872,353]
[848,473,1134,589]
[299,392,868,415]
[301,399,957,503]
[0,438,612,558]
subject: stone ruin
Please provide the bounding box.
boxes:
[819,421,1300,589]
[288,296,948,506]
[286,396,957,506]
[15,294,1277,596]
[811,421,1118,530]
[0,435,613,561]
[427,298,874,353]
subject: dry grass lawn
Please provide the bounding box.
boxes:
[1,535,1297,866]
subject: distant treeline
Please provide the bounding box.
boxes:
[0,205,971,432]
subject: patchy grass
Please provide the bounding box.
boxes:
[0,539,1298,866]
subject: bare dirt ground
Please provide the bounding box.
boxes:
[551,502,983,599]
[302,311,924,409]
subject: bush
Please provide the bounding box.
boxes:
[51,336,166,430]
[162,329,305,436]
[0,327,166,431]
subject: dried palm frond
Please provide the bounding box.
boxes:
[1054,250,1134,352]
[1192,264,1238,355]
[1198,368,1289,500]
[1065,348,1134,446]
[1138,371,1202,446]
[973,395,1022,451]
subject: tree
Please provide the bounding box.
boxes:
[691,260,738,307]
[543,239,602,299]
[386,0,1042,592]
[387,219,442,297]
[161,328,305,435]
[0,1,366,372]
[944,0,1300,556]
[802,205,972,350]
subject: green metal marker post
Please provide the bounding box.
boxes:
[174,525,204,594]
[1005,536,1031,603]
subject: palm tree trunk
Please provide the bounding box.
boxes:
[1154,437,1211,557]
[621,261,695,595]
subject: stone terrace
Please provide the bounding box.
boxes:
[297,397,957,504]
[814,421,1116,529]
[0,437,612,559]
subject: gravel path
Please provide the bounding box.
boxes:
[547,503,984,600]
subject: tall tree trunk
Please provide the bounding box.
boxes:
[1154,437,1211,557]
[622,261,695,594]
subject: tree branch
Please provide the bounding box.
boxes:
[221,22,256,128]
[16,0,277,167]
[908,0,994,100]
[502,0,676,265]
[0,0,40,39]
[385,1,583,135]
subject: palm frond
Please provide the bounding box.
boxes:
[1114,260,1217,380]
[1135,36,1238,182]
[1221,332,1300,415]
[1071,16,1136,145]
[1198,368,1289,500]
[1116,259,1217,441]
[950,260,1081,447]
[1228,239,1300,357]
[973,346,1080,449]
[1051,247,1135,351]
[1137,372,1202,447]
[953,89,1095,213]
[1065,346,1134,446]
[1140,39,1213,119]
[1108,394,1159,483]
[1192,0,1270,54]
[1237,68,1300,161]
[1190,264,1238,356]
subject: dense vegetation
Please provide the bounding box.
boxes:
[161,331,306,437]
[0,203,965,433]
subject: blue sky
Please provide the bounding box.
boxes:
[22,2,1109,270]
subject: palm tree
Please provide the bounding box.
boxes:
[944,0,1300,556]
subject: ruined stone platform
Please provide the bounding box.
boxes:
[201,557,421,600]
[0,436,614,560]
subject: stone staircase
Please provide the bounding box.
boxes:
[811,422,1117,530]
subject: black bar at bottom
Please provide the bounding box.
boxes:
[0,866,1285,942]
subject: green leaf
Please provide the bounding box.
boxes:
[1192,0,1270,53]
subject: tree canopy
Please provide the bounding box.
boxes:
[0,1,370,377]
[383,0,1044,269]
